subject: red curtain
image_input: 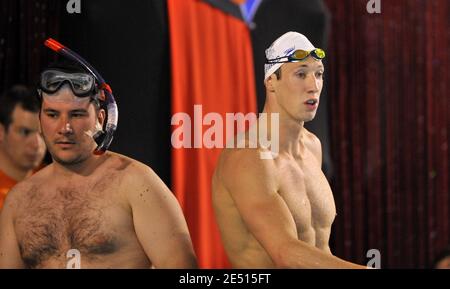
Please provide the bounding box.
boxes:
[325,0,449,268]
[168,0,257,268]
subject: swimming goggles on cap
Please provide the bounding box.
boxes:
[266,48,326,64]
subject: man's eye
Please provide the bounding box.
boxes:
[19,128,31,136]
[296,72,307,78]
[71,113,86,118]
[46,113,58,118]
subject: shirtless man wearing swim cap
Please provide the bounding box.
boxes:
[213,32,366,268]
[0,58,197,269]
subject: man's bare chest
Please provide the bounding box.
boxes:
[14,180,129,268]
[277,156,336,232]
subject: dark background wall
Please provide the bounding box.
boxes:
[0,0,61,90]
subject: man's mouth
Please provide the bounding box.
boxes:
[304,99,319,111]
[55,140,76,148]
[304,99,318,105]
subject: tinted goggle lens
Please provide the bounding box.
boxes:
[40,70,96,96]
[266,48,326,64]
[291,48,326,61]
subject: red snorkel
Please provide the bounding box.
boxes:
[44,38,118,155]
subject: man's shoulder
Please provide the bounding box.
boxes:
[105,152,171,203]
[2,177,35,211]
[302,129,322,159]
[2,163,55,207]
[10,164,50,192]
[105,151,161,185]
[303,128,321,146]
[220,146,275,169]
[217,147,278,187]
[105,151,150,173]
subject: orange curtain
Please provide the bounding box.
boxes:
[168,0,257,268]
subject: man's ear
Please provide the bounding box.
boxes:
[0,123,5,143]
[98,109,106,127]
[264,74,276,93]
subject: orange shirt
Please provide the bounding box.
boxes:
[0,170,18,210]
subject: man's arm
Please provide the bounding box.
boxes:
[221,148,365,269]
[125,163,197,268]
[0,190,25,268]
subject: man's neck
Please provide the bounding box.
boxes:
[52,152,106,177]
[262,104,307,158]
[0,150,32,181]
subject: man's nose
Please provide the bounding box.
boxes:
[28,132,41,149]
[306,74,320,94]
[57,117,74,135]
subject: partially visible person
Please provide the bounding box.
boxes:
[0,85,47,209]
[432,247,450,269]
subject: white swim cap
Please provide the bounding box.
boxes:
[264,31,316,80]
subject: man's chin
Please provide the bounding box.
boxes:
[303,117,316,123]
[52,154,87,166]
[19,163,39,172]
[302,113,317,123]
